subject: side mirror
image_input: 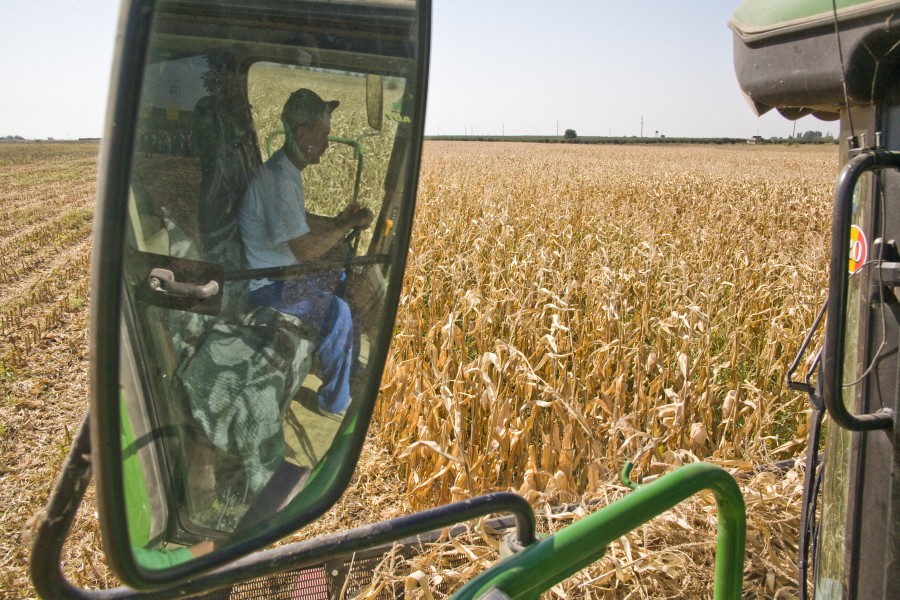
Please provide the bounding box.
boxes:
[86,0,429,589]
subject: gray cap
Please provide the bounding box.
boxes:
[281,88,339,129]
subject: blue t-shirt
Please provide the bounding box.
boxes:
[238,149,310,291]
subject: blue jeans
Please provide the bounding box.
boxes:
[249,275,353,414]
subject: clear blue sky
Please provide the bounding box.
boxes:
[0,1,832,140]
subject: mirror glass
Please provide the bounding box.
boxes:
[110,0,422,577]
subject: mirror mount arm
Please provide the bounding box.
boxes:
[30,414,114,600]
[31,417,536,600]
[175,492,535,599]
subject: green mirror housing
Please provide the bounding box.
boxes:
[90,0,429,589]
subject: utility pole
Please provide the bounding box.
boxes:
[640,116,644,138]
[556,120,559,136]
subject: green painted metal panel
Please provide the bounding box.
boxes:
[733,0,876,30]
[121,398,196,569]
[120,398,152,550]
[451,463,746,600]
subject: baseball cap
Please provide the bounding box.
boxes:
[281,88,340,129]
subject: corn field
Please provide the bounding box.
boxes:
[378,142,833,505]
[0,140,836,598]
[368,141,835,598]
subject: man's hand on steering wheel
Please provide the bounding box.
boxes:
[339,203,374,231]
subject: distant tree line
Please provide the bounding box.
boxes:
[427,135,756,145]
[426,133,838,146]
[428,128,837,146]
[794,130,832,141]
[1,135,100,142]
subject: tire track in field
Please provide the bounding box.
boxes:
[0,179,94,239]
[0,234,93,309]
[0,207,94,288]
[0,242,93,594]
[0,292,107,595]
[0,143,109,597]
[0,154,94,173]
[0,143,97,166]
[0,157,96,199]
[1,241,92,370]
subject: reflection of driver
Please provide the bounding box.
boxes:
[238,88,373,416]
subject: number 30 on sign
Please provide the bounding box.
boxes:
[849,224,868,274]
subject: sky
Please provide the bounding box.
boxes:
[0,1,833,141]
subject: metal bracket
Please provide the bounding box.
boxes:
[30,419,537,599]
[875,261,900,287]
[786,299,826,403]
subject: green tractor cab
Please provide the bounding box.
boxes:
[733,1,900,598]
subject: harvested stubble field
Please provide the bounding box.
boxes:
[0,141,835,599]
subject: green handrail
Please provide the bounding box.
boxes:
[451,462,746,600]
[327,136,364,206]
[265,129,364,206]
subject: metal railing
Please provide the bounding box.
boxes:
[451,462,746,600]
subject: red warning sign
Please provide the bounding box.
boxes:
[849,225,868,274]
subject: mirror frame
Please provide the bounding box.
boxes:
[89,0,431,588]
[821,150,897,432]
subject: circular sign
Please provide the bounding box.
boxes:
[849,224,868,274]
